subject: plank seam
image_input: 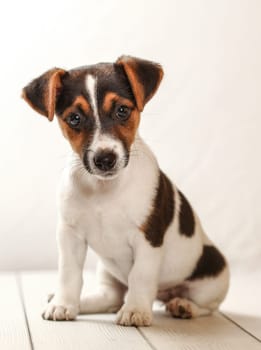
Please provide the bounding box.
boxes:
[220,312,261,343]
[137,327,158,350]
[16,273,34,350]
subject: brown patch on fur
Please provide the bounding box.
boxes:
[22,68,66,121]
[101,91,139,151]
[61,95,91,120]
[74,96,91,114]
[187,245,226,280]
[46,69,65,121]
[111,109,140,151]
[57,96,93,155]
[116,56,163,111]
[178,190,195,237]
[117,59,145,111]
[140,170,175,247]
[57,118,86,155]
[102,92,134,113]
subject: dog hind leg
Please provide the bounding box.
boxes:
[166,297,211,318]
[164,266,229,318]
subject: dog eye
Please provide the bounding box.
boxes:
[116,105,131,121]
[67,114,81,128]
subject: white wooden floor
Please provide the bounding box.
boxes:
[0,271,260,350]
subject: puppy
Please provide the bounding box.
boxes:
[22,56,229,326]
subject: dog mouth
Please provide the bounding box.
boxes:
[93,171,120,180]
[83,151,129,179]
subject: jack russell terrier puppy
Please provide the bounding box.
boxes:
[22,56,229,326]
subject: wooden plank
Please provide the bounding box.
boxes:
[0,274,31,350]
[221,272,261,341]
[20,270,261,350]
[21,271,152,350]
[141,306,261,350]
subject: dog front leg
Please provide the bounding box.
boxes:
[42,221,87,321]
[116,234,162,327]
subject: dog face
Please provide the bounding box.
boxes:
[22,56,163,179]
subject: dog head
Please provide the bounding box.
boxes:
[22,56,163,179]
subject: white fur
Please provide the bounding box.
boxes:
[85,75,100,128]
[84,74,125,177]
[42,135,229,325]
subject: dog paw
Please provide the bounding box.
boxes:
[42,302,79,321]
[166,297,193,319]
[116,305,152,326]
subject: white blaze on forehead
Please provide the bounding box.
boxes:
[85,74,125,164]
[85,74,100,128]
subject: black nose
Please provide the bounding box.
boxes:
[94,151,117,171]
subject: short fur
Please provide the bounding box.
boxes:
[22,55,229,326]
[141,171,175,247]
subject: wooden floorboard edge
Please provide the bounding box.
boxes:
[220,312,261,343]
[15,273,34,350]
[137,327,158,350]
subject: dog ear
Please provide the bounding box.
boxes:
[22,68,66,121]
[116,55,163,111]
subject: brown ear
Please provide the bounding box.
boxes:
[22,68,66,121]
[116,55,163,111]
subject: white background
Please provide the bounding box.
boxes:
[0,0,260,274]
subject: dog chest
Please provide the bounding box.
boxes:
[84,204,134,260]
[60,185,138,260]
[59,154,159,265]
